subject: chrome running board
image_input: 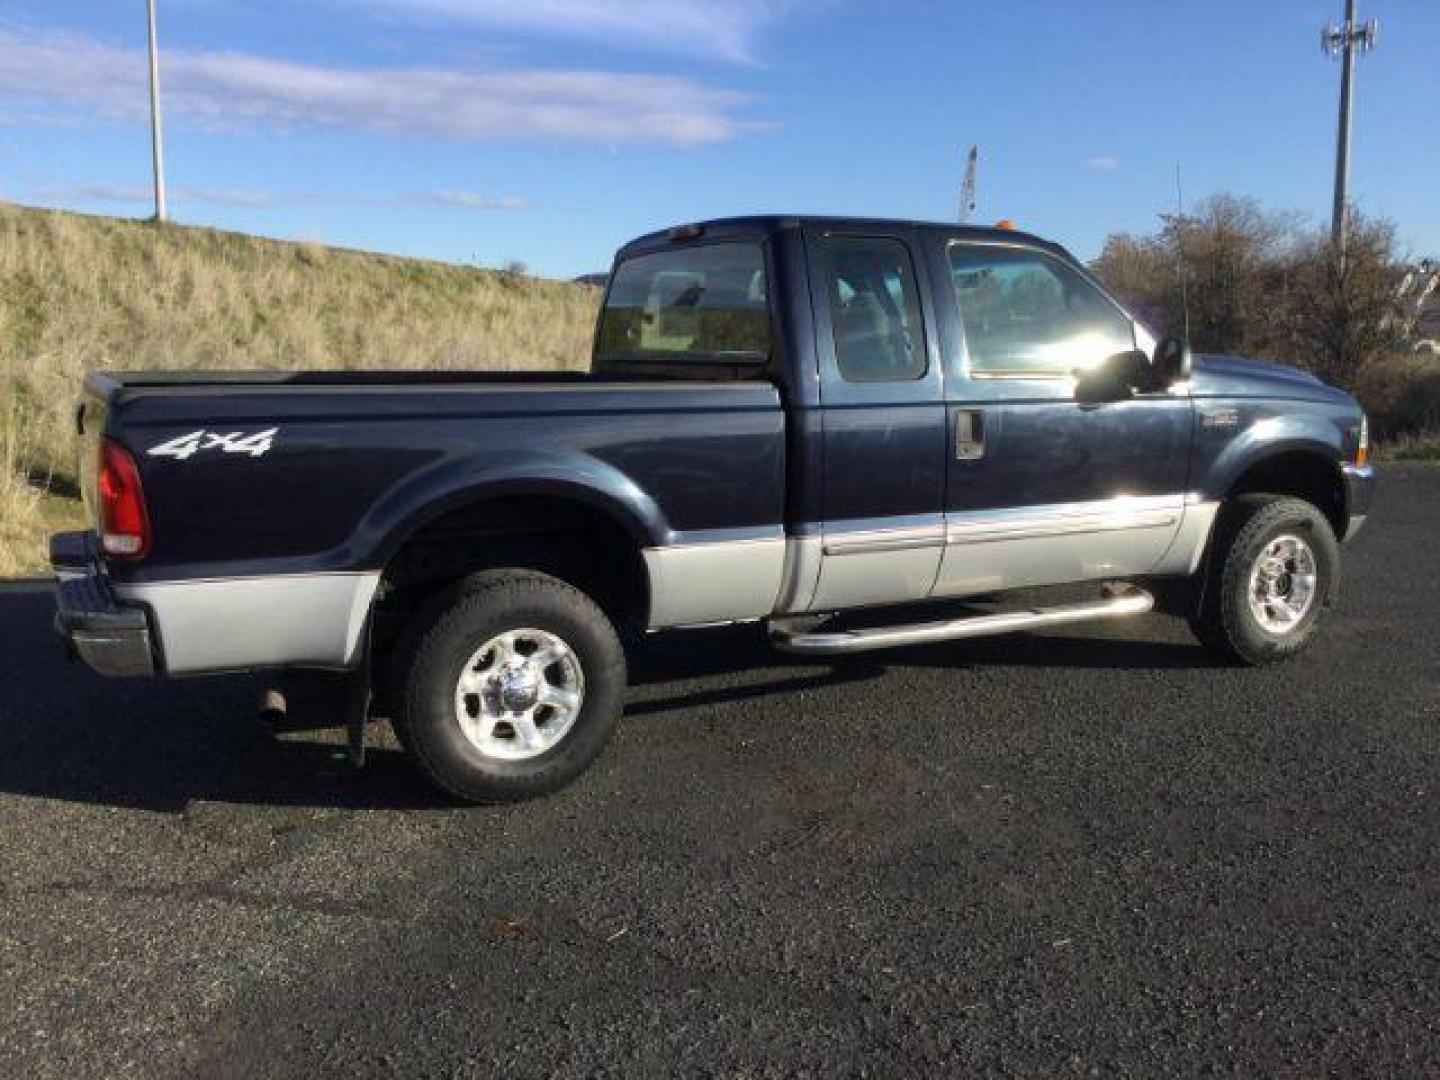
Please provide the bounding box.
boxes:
[769,584,1154,656]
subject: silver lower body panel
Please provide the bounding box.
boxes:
[643,537,787,629]
[933,495,1188,598]
[116,572,380,674]
[645,495,1219,629]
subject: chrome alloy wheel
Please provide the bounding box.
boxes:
[453,628,585,760]
[1247,533,1319,634]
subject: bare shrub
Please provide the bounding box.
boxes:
[1354,353,1440,440]
[1091,193,1407,387]
[1275,216,1407,387]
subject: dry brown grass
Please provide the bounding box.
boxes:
[0,464,44,578]
[0,200,600,575]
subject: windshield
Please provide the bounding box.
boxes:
[595,243,770,374]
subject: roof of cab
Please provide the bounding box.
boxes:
[615,214,1070,261]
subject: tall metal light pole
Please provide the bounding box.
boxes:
[146,0,168,222]
[1321,0,1377,259]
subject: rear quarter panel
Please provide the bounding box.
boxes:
[103,382,785,584]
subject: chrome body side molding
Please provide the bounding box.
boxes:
[807,515,946,611]
[822,523,947,556]
[945,494,1183,546]
[115,572,381,674]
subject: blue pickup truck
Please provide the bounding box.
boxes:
[52,216,1375,801]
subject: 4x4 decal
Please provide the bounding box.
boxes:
[147,428,278,460]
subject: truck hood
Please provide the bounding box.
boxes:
[1191,353,1340,399]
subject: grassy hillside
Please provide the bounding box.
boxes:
[0,201,599,575]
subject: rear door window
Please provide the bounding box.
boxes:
[820,236,927,382]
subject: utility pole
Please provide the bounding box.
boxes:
[146,0,168,222]
[1321,0,1377,259]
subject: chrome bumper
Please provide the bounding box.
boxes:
[1342,463,1376,543]
[51,531,156,678]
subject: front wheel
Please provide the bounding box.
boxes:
[1189,495,1341,665]
[394,569,626,802]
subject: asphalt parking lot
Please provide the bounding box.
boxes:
[1,465,1437,1078]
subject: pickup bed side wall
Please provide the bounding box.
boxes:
[101,382,787,671]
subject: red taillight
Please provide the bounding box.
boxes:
[98,439,151,559]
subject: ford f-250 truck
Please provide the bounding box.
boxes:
[52,216,1375,802]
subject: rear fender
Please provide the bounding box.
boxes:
[361,450,668,567]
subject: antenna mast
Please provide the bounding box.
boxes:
[1175,164,1191,346]
[1322,0,1378,260]
[958,145,978,224]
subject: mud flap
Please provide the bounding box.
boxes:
[346,615,375,769]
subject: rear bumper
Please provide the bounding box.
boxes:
[51,531,156,678]
[1342,463,1376,542]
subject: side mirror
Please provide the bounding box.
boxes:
[1153,336,1192,386]
[1074,349,1147,404]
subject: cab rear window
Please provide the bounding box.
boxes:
[595,244,770,374]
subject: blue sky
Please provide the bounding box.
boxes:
[2,1,1436,278]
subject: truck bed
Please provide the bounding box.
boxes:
[86,370,787,583]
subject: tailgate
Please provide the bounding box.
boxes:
[74,373,121,525]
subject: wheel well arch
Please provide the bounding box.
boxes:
[376,493,651,632]
[1223,449,1346,537]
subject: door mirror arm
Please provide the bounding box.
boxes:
[1152,335,1193,387]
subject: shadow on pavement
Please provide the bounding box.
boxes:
[0,583,1216,813]
[0,587,444,813]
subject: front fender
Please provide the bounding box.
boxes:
[355,449,670,567]
[1198,414,1346,501]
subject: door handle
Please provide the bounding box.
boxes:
[955,409,985,460]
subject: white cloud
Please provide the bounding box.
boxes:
[1086,155,1119,172]
[35,182,273,208]
[29,183,531,213]
[0,28,753,146]
[421,191,529,210]
[351,0,799,63]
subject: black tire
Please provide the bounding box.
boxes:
[1189,495,1341,665]
[393,569,626,803]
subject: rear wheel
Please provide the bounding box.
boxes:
[394,569,625,802]
[1189,495,1340,665]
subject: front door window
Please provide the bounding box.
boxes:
[949,244,1135,377]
